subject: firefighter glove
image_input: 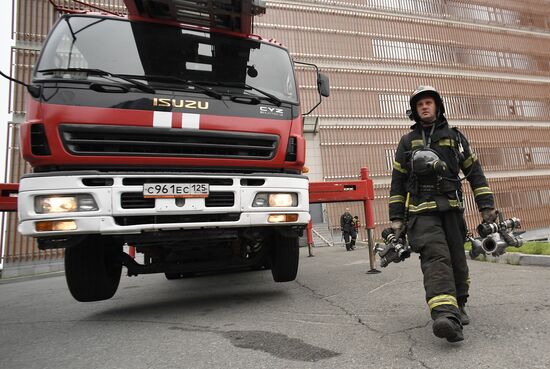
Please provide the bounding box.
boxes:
[481,208,497,223]
[391,219,404,233]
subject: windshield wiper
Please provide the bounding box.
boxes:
[192,81,282,106]
[240,83,282,106]
[126,74,222,100]
[37,68,156,94]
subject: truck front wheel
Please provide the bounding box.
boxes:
[270,234,299,282]
[65,236,122,302]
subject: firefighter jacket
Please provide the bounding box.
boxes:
[341,212,354,232]
[389,118,495,220]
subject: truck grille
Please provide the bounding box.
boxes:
[59,124,278,159]
[121,192,235,209]
[122,178,233,186]
[205,192,234,207]
[114,213,240,226]
[121,193,155,209]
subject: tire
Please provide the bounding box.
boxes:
[270,234,299,282]
[65,235,122,302]
[165,272,182,280]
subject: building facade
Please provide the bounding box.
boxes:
[255,0,550,239]
[1,0,127,275]
[3,0,550,272]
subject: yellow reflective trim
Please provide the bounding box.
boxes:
[411,139,423,149]
[428,294,457,305]
[475,191,493,197]
[393,161,408,174]
[438,138,455,147]
[448,199,460,208]
[428,294,458,311]
[474,186,493,197]
[462,153,478,169]
[429,301,459,310]
[389,195,405,204]
[409,201,437,213]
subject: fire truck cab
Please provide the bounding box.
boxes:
[14,0,329,301]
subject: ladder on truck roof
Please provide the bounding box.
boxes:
[123,0,266,34]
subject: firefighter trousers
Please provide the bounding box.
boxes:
[407,210,468,321]
[342,229,357,250]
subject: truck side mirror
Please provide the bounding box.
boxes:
[0,70,41,98]
[294,60,329,116]
[318,73,330,97]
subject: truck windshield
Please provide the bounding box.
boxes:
[35,15,298,104]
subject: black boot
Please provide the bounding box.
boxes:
[459,303,470,326]
[432,316,464,342]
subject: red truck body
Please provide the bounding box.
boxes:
[11,0,330,302]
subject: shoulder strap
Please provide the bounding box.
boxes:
[451,127,464,154]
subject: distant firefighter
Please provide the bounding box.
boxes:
[340,208,357,251]
[352,216,360,232]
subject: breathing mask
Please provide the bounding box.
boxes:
[411,148,447,176]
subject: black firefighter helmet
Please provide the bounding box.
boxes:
[408,85,446,122]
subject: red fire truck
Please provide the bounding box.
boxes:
[3,0,331,301]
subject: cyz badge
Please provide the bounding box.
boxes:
[260,106,284,116]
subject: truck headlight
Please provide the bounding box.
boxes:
[35,194,98,214]
[268,214,299,223]
[253,193,297,207]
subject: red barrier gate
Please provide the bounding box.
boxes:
[309,167,380,273]
[0,184,18,212]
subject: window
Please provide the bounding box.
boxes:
[36,15,298,103]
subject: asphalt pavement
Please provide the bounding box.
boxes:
[1,245,549,369]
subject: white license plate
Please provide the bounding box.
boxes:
[143,183,209,198]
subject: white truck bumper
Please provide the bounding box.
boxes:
[17,172,310,237]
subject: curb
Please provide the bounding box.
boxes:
[323,244,550,268]
[469,252,550,267]
[0,271,65,285]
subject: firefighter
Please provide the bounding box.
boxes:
[389,86,497,342]
[353,216,361,233]
[340,208,357,251]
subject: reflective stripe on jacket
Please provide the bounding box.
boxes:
[389,119,495,220]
